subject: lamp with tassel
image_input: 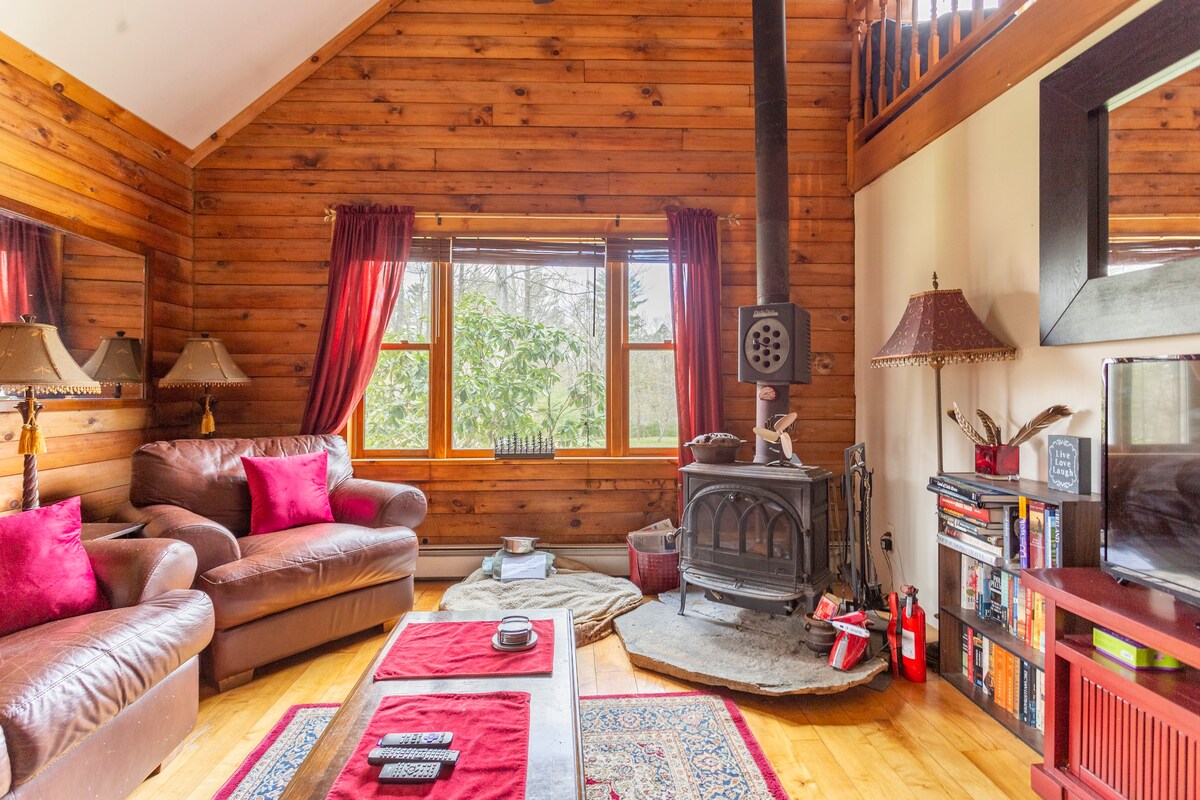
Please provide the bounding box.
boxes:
[0,317,101,509]
[159,333,249,438]
[82,330,143,399]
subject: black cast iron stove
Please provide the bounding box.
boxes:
[678,461,833,616]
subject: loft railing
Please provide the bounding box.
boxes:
[848,0,1033,145]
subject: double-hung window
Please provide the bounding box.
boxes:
[353,236,679,458]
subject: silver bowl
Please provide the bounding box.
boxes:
[501,536,539,554]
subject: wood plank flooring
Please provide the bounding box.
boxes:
[129,581,1039,800]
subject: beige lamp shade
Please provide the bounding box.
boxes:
[871,287,1017,368]
[159,334,249,387]
[82,330,144,384]
[0,320,101,394]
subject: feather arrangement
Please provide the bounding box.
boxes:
[946,403,1073,447]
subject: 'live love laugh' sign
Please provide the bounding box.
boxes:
[1047,435,1091,494]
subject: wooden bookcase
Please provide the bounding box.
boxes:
[933,473,1101,754]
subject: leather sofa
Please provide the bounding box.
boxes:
[116,434,424,691]
[0,538,213,800]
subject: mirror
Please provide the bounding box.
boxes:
[0,206,147,399]
[1039,0,1200,345]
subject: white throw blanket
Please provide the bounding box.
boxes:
[439,557,645,646]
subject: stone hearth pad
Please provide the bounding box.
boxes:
[614,591,887,696]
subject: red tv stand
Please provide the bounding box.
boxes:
[1022,568,1200,800]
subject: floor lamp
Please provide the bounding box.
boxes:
[159,333,250,438]
[871,273,1017,474]
[0,318,101,509]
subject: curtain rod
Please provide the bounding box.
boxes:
[322,207,742,226]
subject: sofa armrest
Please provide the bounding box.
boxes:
[331,477,427,530]
[83,538,198,608]
[116,503,241,577]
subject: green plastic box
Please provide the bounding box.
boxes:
[1093,627,1183,671]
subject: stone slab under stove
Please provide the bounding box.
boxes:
[614,590,887,696]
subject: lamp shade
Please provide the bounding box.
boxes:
[82,330,143,384]
[871,288,1017,368]
[0,321,101,394]
[159,334,249,387]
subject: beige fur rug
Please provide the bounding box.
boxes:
[439,557,645,646]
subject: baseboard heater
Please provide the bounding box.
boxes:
[414,544,630,580]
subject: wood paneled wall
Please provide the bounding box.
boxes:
[193,0,854,544]
[0,43,192,518]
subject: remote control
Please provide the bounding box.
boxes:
[377,762,442,784]
[377,732,454,748]
[367,747,460,766]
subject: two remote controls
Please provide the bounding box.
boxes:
[372,732,456,784]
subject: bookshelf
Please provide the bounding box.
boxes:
[932,472,1101,754]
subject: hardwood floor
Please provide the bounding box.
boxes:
[130,580,1039,800]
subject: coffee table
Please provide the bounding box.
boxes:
[280,608,583,799]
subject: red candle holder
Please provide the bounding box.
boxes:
[975,444,1020,480]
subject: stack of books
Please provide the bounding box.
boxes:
[928,475,1067,569]
[962,625,1046,731]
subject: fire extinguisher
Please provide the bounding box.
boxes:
[888,585,927,682]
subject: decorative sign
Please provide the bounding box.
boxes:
[1047,435,1091,494]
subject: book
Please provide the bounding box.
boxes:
[941,520,1004,554]
[938,532,1005,566]
[1018,496,1030,569]
[938,495,1006,525]
[1001,504,1021,564]
[928,475,1015,505]
[940,511,1003,539]
[1028,500,1047,569]
[1046,506,1061,567]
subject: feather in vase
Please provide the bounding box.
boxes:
[1007,405,1073,446]
[976,409,1003,446]
[948,403,990,445]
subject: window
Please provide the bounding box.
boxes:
[354,236,678,458]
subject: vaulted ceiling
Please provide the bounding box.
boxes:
[0,0,381,149]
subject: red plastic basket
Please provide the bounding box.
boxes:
[627,531,680,595]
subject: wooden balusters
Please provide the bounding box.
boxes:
[894,0,904,102]
[877,0,889,114]
[909,0,921,94]
[972,0,985,29]
[850,18,865,135]
[928,0,941,68]
[863,8,876,123]
[950,0,962,48]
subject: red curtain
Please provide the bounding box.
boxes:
[301,205,414,435]
[0,216,59,326]
[667,207,724,468]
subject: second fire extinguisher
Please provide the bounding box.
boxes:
[888,584,927,682]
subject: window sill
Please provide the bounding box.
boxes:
[352,455,677,467]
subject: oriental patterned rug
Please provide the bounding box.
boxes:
[212,693,787,800]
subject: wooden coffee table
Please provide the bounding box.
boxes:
[280,608,583,799]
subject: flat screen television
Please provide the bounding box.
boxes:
[1102,354,1200,607]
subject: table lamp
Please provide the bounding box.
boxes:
[0,317,101,509]
[82,330,143,398]
[159,333,249,438]
[871,273,1017,473]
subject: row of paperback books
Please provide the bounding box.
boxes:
[928,475,1066,568]
[963,625,1046,732]
[961,556,1047,654]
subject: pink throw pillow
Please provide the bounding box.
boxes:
[241,450,335,535]
[0,497,108,636]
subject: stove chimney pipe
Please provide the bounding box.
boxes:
[752,0,792,462]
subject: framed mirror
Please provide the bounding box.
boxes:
[1039,0,1200,345]
[0,204,148,400]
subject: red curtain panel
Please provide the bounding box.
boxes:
[0,216,59,326]
[301,205,414,435]
[667,207,724,468]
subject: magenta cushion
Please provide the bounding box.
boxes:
[0,497,108,636]
[241,450,335,535]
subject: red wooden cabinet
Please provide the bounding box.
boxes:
[1023,568,1200,800]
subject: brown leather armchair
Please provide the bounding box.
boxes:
[0,538,213,800]
[115,434,424,691]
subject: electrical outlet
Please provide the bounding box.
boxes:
[880,528,894,551]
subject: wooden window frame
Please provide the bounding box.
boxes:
[349,239,676,460]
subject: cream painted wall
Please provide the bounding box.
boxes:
[853,0,1200,606]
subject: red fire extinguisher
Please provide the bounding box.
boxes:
[888,585,927,682]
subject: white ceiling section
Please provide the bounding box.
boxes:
[0,0,381,149]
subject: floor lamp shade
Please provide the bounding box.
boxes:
[82,330,143,398]
[871,277,1016,473]
[0,320,101,510]
[159,334,249,437]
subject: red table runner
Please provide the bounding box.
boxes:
[325,692,530,800]
[374,620,555,680]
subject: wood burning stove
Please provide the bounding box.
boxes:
[678,462,833,616]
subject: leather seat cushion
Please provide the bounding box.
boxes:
[0,590,213,785]
[200,523,418,630]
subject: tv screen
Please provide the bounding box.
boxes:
[1102,355,1200,606]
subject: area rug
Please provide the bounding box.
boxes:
[213,693,787,800]
[439,556,645,646]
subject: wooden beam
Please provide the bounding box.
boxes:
[851,0,1145,192]
[186,0,407,168]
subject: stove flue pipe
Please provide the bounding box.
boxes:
[752,0,792,463]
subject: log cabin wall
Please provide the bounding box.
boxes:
[193,0,855,545]
[0,41,193,518]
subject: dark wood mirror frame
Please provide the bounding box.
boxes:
[1040,0,1200,346]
